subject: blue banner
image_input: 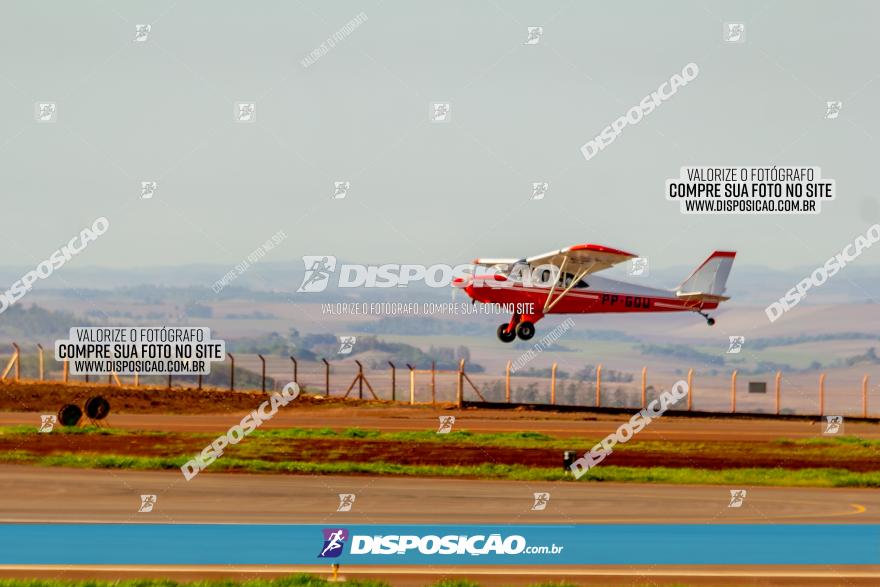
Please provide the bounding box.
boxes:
[0,524,876,565]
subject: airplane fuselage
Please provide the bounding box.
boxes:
[463,274,718,323]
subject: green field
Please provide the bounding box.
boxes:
[2,426,879,487]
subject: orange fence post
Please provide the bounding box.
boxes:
[863,375,870,418]
[388,362,396,402]
[775,371,782,415]
[457,359,464,408]
[550,363,557,405]
[12,343,20,381]
[730,370,737,413]
[819,373,826,416]
[407,363,415,404]
[2,345,19,381]
[596,364,602,407]
[63,360,69,383]
[37,344,44,381]
[687,368,694,411]
[641,367,647,408]
[431,360,436,405]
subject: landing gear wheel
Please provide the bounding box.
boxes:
[515,321,535,340]
[707,318,715,326]
[497,324,516,343]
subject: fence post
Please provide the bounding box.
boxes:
[641,366,647,408]
[2,344,20,381]
[731,370,737,413]
[134,371,138,387]
[290,356,298,385]
[775,371,782,415]
[63,360,69,383]
[505,361,511,403]
[457,359,464,408]
[863,375,870,418]
[355,360,364,399]
[258,354,266,392]
[108,372,112,385]
[167,374,172,389]
[819,373,826,416]
[596,364,602,407]
[12,343,20,381]
[388,362,396,401]
[229,353,235,391]
[687,368,694,411]
[406,363,414,405]
[197,374,202,390]
[37,344,44,381]
[431,360,436,405]
[550,363,557,405]
[322,358,330,396]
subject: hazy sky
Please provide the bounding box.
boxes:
[1,0,878,271]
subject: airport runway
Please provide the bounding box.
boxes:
[0,464,875,525]
[2,465,878,584]
[2,408,878,440]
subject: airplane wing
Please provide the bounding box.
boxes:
[471,244,637,315]
[471,257,523,266]
[525,243,637,276]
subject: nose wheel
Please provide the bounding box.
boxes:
[497,323,516,343]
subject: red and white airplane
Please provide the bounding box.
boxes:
[455,244,735,343]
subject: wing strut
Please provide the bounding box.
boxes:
[542,259,593,313]
[543,256,567,311]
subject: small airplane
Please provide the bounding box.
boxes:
[454,243,735,342]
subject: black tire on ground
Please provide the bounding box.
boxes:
[84,396,111,420]
[497,323,516,343]
[516,321,536,340]
[57,404,83,427]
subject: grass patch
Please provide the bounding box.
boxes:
[4,450,880,487]
[775,436,880,448]
[251,427,566,448]
[0,425,168,437]
[0,575,388,587]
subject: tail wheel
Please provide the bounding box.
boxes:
[707,318,716,326]
[516,321,535,340]
[497,324,516,343]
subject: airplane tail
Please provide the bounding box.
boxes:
[675,251,736,301]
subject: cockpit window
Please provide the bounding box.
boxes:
[561,272,589,288]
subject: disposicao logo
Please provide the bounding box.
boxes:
[318,528,349,558]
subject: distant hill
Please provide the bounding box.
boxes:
[0,304,94,342]
[2,261,879,304]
